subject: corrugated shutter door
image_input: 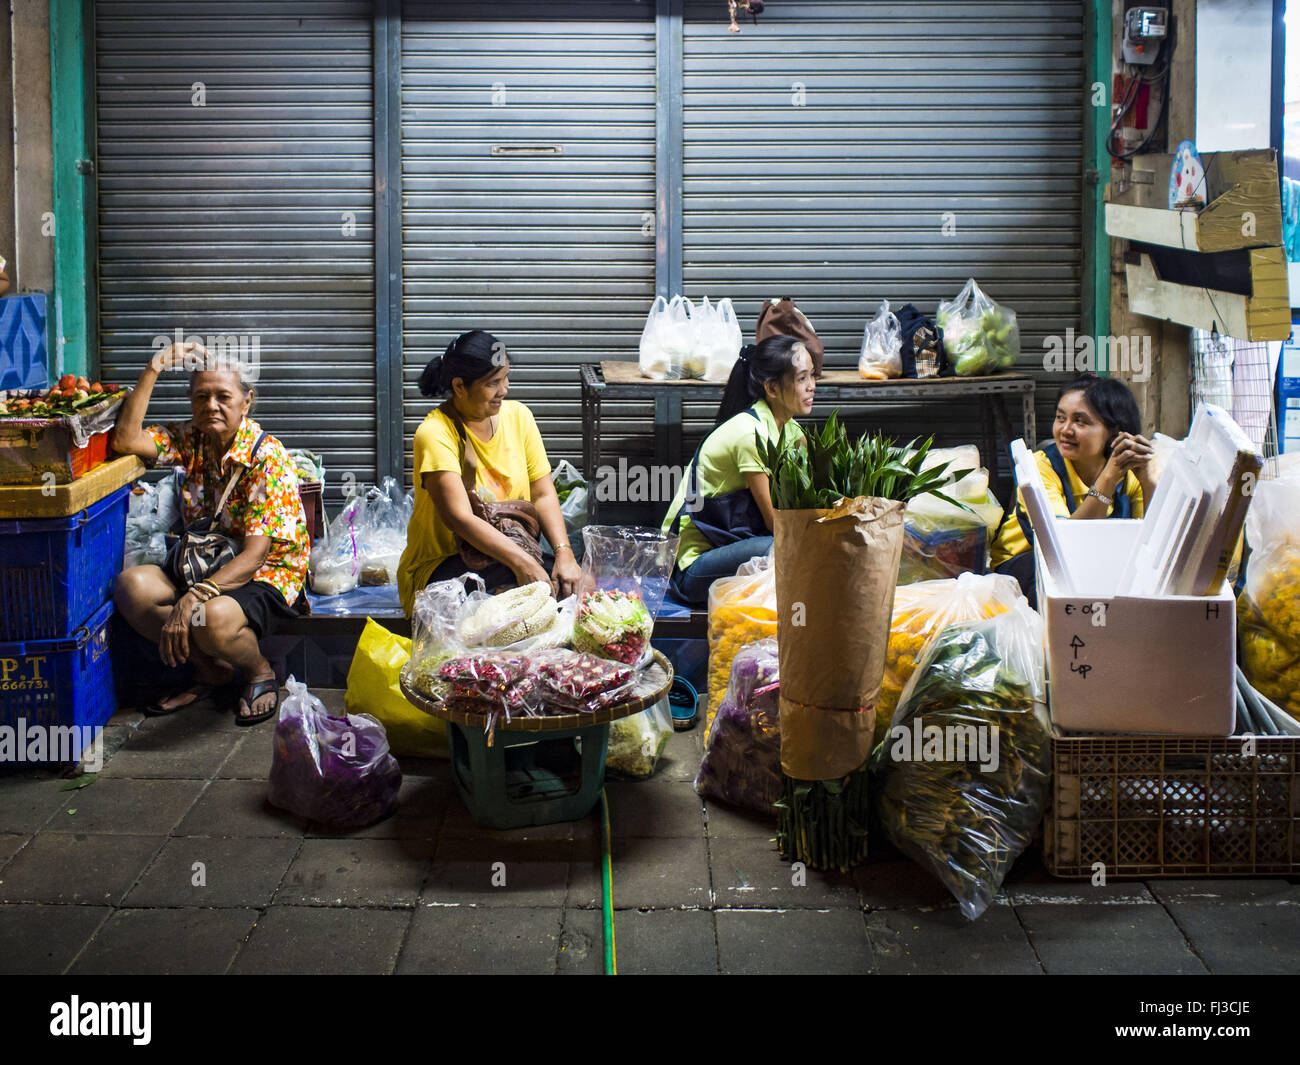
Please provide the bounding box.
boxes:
[400,2,657,482]
[95,1,377,496]
[682,0,1084,447]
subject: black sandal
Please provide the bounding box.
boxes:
[236,677,281,727]
[143,681,237,717]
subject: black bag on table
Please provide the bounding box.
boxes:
[895,303,948,378]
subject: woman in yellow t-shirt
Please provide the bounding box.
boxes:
[990,374,1156,608]
[397,330,583,615]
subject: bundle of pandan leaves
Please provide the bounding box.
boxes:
[758,413,970,872]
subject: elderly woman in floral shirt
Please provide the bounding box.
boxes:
[113,341,310,724]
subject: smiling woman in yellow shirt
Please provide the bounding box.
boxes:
[990,375,1155,607]
[397,331,582,615]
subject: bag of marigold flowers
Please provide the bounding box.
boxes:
[706,552,776,730]
[875,572,1025,750]
[1240,462,1300,719]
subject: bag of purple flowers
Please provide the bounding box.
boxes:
[268,675,402,828]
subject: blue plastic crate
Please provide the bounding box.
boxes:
[0,484,130,642]
[0,294,48,393]
[0,599,116,760]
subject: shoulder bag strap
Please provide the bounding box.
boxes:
[210,431,269,522]
[669,406,763,535]
[439,400,479,496]
[1014,442,1074,549]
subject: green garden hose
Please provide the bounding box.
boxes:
[600,787,617,975]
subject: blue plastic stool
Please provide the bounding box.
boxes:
[447,720,611,829]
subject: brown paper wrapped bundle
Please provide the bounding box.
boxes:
[759,413,973,871]
[773,499,903,870]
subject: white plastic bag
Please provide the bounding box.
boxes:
[606,698,674,779]
[124,469,183,567]
[638,294,672,379]
[574,525,677,667]
[858,299,902,380]
[639,294,698,379]
[701,297,743,382]
[310,492,363,596]
[356,477,408,586]
[936,278,1020,376]
[551,459,588,554]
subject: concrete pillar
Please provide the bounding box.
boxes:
[11,0,53,294]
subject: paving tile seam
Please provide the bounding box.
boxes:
[996,894,1159,906]
[266,899,423,910]
[1151,893,1217,975]
[1008,904,1050,974]
[702,816,721,969]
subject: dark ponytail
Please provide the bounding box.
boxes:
[716,335,803,426]
[418,329,508,398]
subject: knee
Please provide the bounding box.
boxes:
[114,565,168,613]
[190,596,250,652]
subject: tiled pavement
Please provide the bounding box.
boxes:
[2,690,1298,975]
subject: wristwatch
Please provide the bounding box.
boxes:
[1086,486,1113,506]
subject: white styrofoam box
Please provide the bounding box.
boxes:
[1036,519,1236,736]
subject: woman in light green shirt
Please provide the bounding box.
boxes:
[661,335,816,605]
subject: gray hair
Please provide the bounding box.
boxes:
[188,345,259,394]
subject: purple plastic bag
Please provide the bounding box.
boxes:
[268,675,402,828]
[694,638,782,816]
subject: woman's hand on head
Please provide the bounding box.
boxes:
[150,340,207,375]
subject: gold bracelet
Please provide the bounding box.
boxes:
[554,542,572,554]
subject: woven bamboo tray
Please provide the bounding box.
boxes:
[399,650,674,733]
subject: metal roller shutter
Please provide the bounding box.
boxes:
[95,1,377,497]
[681,0,1084,454]
[400,1,658,481]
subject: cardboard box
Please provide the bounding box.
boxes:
[1037,519,1236,735]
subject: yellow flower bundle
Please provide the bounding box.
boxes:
[706,564,778,730]
[874,573,1022,748]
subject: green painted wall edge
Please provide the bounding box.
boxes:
[1082,0,1111,374]
[49,0,96,379]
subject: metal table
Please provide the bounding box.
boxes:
[580,362,1037,515]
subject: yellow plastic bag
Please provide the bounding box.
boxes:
[345,618,450,758]
[707,555,777,729]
